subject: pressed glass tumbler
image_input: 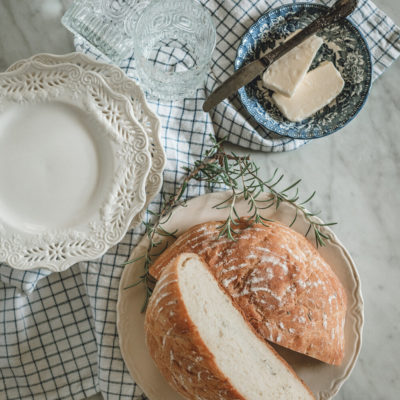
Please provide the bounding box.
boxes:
[133,0,216,101]
[62,0,150,64]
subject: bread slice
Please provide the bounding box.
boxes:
[145,253,315,400]
[150,220,347,365]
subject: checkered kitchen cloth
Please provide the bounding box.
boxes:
[1,1,399,399]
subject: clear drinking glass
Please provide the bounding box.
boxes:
[133,0,216,101]
[62,0,151,64]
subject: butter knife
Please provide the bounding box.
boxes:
[203,0,358,113]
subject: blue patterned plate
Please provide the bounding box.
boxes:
[235,3,372,139]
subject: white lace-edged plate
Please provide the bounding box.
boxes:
[0,60,152,271]
[7,52,166,228]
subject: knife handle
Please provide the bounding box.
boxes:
[263,0,358,65]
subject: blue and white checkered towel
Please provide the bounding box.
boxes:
[1,1,399,399]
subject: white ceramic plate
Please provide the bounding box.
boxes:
[117,192,363,400]
[7,52,166,227]
[0,60,151,271]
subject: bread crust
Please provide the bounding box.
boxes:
[145,253,315,400]
[150,220,347,365]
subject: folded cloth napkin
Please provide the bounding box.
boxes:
[0,1,399,399]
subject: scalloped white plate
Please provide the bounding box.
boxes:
[7,52,166,227]
[0,60,152,271]
[117,192,363,400]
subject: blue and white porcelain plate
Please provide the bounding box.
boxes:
[235,3,372,139]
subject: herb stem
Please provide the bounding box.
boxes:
[123,136,335,311]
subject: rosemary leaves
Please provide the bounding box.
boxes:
[124,136,336,312]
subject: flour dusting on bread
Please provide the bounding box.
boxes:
[150,219,347,365]
[145,253,315,400]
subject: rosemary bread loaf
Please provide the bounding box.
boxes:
[150,220,347,365]
[145,253,315,400]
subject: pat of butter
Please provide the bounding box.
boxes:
[262,33,323,97]
[272,61,345,122]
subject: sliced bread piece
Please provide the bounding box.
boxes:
[145,252,315,400]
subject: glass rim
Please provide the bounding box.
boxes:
[133,0,217,65]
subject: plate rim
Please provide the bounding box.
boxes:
[117,191,364,400]
[235,2,373,139]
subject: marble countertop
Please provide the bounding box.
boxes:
[0,0,399,399]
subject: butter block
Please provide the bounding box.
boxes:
[262,32,323,97]
[272,61,345,122]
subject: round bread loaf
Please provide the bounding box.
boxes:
[150,220,347,365]
[145,252,315,400]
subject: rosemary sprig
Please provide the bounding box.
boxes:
[124,136,336,312]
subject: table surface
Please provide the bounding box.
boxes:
[0,1,399,399]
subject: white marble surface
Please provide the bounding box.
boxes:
[0,0,399,399]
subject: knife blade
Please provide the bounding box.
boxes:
[203,0,358,113]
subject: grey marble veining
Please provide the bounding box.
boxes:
[0,0,74,71]
[0,0,399,399]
